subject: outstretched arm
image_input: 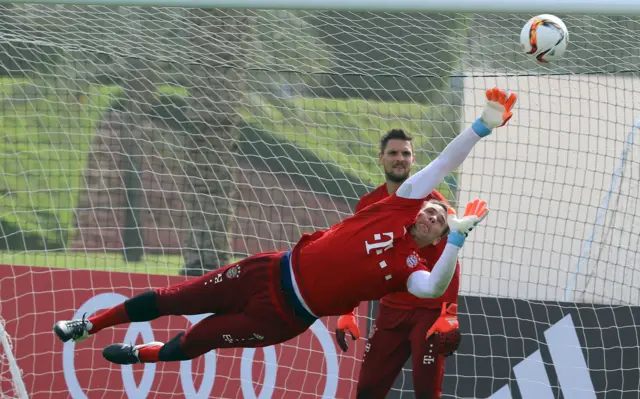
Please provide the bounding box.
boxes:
[408,200,489,298]
[408,243,459,298]
[396,88,517,200]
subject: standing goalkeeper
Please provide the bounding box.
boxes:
[334,128,462,398]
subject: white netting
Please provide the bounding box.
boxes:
[460,74,640,304]
[0,5,638,398]
[0,318,26,399]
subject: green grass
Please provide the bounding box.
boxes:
[242,95,457,188]
[0,250,248,275]
[0,76,460,266]
[0,250,186,275]
[0,79,120,248]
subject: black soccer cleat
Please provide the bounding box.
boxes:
[102,342,163,365]
[53,315,91,343]
[102,344,140,365]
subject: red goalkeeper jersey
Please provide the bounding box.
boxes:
[357,184,460,309]
[290,193,429,317]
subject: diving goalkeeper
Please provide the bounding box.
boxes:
[53,88,516,367]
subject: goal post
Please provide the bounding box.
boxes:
[0,0,638,398]
[0,317,27,399]
[564,119,640,303]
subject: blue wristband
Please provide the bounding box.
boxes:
[447,231,466,248]
[472,118,493,137]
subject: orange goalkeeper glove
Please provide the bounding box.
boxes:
[473,87,518,137]
[335,313,361,352]
[446,199,490,248]
[426,302,461,357]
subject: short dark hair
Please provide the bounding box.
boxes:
[380,129,413,153]
[426,199,451,238]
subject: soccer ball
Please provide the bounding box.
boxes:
[520,14,568,63]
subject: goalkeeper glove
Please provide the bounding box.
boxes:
[472,87,518,137]
[426,302,461,357]
[446,199,489,248]
[335,313,361,352]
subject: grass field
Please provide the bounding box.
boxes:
[243,94,452,186]
[0,76,458,269]
[0,78,121,249]
[0,250,186,275]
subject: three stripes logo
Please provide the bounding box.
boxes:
[488,314,596,399]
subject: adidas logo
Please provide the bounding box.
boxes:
[489,314,596,399]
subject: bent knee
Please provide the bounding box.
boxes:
[125,291,161,321]
[356,387,387,399]
[158,332,193,362]
[356,377,391,399]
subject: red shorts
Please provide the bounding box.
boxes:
[152,251,315,358]
[357,303,446,399]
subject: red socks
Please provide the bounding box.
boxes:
[86,302,163,363]
[137,344,162,363]
[87,303,130,335]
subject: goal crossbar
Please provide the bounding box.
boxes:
[0,0,638,15]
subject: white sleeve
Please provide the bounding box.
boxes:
[406,243,460,298]
[396,126,482,199]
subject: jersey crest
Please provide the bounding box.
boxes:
[225,265,241,279]
[406,254,419,268]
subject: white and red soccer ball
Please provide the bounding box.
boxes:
[520,14,569,63]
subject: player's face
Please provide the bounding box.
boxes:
[379,139,414,183]
[413,202,448,245]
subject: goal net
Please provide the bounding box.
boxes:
[0,5,638,398]
[0,318,27,399]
